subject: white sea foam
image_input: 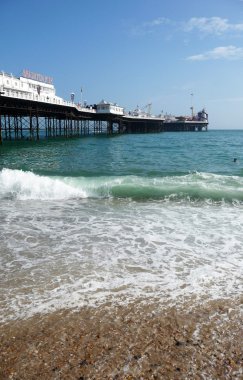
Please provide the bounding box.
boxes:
[0,193,243,322]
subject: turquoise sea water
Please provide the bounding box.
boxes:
[0,130,243,321]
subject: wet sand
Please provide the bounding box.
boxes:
[0,297,242,379]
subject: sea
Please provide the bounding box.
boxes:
[0,130,242,323]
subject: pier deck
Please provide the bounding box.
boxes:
[0,96,208,143]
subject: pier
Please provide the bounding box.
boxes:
[0,69,208,143]
[0,96,208,143]
[0,70,208,143]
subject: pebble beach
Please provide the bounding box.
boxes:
[1,297,242,379]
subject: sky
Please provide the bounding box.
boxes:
[1,0,243,129]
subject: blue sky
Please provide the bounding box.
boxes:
[1,0,243,128]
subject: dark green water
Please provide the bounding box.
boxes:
[0,130,242,176]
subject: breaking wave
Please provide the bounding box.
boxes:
[0,168,243,202]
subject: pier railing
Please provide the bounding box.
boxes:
[0,90,97,113]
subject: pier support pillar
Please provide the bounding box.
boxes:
[0,115,2,144]
[107,120,113,135]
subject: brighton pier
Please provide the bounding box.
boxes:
[0,70,208,143]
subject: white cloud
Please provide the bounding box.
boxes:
[131,17,172,36]
[144,17,171,27]
[187,45,243,61]
[183,17,243,35]
[131,16,243,38]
